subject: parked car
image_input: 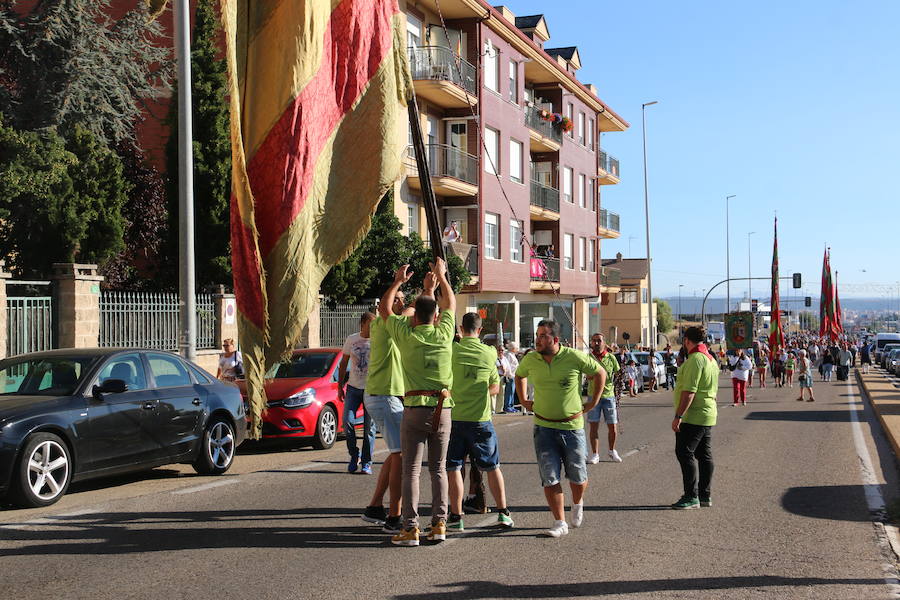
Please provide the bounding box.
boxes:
[881,344,900,369]
[0,348,245,508]
[874,333,900,363]
[887,349,900,375]
[236,348,362,449]
[630,351,666,390]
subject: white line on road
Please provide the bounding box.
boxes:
[284,462,330,472]
[845,380,900,597]
[171,478,242,495]
[434,514,499,550]
[503,421,524,428]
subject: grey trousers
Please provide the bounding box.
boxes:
[400,405,452,529]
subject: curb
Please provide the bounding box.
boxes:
[855,368,900,461]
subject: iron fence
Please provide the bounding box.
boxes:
[530,257,561,282]
[407,143,477,185]
[99,291,216,350]
[408,46,477,95]
[530,179,560,213]
[6,297,53,357]
[320,301,377,348]
[599,150,620,178]
[599,209,620,233]
[524,106,563,143]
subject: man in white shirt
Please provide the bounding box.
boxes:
[494,345,512,413]
[501,342,521,413]
[339,312,377,474]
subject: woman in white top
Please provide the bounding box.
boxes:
[728,350,753,406]
[217,338,243,381]
[795,349,815,402]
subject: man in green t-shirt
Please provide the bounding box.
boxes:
[586,333,622,464]
[515,320,605,538]
[671,325,719,510]
[446,312,513,531]
[379,258,456,547]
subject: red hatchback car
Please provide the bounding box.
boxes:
[237,348,363,449]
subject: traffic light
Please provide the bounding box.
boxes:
[804,296,812,307]
[751,299,759,313]
[793,273,802,288]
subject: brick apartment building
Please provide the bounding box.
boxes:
[396,1,628,348]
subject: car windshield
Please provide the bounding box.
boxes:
[634,354,649,365]
[0,356,98,396]
[267,352,336,379]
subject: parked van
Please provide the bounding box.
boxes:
[874,333,900,362]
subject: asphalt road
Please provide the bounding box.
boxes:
[2,371,900,600]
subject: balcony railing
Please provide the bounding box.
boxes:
[600,266,621,288]
[599,150,620,178]
[529,179,560,213]
[530,256,560,282]
[524,106,564,144]
[407,143,478,185]
[599,209,620,233]
[445,242,478,276]
[408,46,476,95]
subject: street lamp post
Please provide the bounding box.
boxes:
[726,194,736,314]
[678,284,684,338]
[748,231,756,334]
[642,100,658,348]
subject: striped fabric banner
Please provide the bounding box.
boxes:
[220,0,411,437]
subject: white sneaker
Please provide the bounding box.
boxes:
[608,449,623,463]
[570,503,584,528]
[546,520,569,538]
[587,453,600,464]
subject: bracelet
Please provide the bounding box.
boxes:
[675,414,683,419]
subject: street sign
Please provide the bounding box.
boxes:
[725,312,754,350]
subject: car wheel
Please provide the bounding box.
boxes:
[192,418,236,475]
[10,432,72,508]
[312,405,337,450]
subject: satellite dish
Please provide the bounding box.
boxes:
[622,332,631,340]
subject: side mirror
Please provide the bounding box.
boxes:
[92,378,128,401]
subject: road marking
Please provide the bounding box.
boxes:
[503,421,525,428]
[845,380,900,596]
[0,508,102,530]
[284,462,330,472]
[434,514,499,549]
[171,478,242,495]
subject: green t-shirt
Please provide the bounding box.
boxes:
[366,317,405,397]
[450,337,500,422]
[385,311,455,408]
[516,346,600,430]
[673,351,719,426]
[587,351,619,398]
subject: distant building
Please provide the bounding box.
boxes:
[599,253,657,347]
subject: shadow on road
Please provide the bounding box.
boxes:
[781,485,872,522]
[389,576,885,599]
[744,410,856,422]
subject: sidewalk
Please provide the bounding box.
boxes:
[856,368,900,459]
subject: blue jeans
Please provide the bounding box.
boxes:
[533,425,588,487]
[446,421,500,472]
[502,378,517,411]
[344,385,375,464]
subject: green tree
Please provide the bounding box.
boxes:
[655,298,674,334]
[0,117,128,278]
[163,0,232,288]
[0,0,171,147]
[320,192,471,305]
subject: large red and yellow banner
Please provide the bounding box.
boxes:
[220,0,411,437]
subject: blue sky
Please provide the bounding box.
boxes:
[504,0,900,301]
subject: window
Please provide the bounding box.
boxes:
[406,14,422,47]
[510,219,523,262]
[509,139,523,183]
[566,102,574,137]
[578,173,585,208]
[578,112,585,145]
[148,353,193,388]
[406,197,419,236]
[563,233,574,270]
[616,289,639,304]
[588,118,595,150]
[485,212,500,259]
[484,40,499,93]
[563,167,573,203]
[484,127,499,175]
[98,353,148,391]
[589,239,597,272]
[642,288,649,303]
[590,178,597,211]
[508,60,518,103]
[579,237,586,271]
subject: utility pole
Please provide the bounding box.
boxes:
[641,100,658,348]
[725,194,736,314]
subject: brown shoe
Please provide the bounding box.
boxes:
[807,398,815,402]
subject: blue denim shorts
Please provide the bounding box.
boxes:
[446,421,500,472]
[586,397,617,424]
[533,425,588,487]
[363,394,404,453]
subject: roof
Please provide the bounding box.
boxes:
[514,15,544,29]
[545,46,577,61]
[601,257,649,281]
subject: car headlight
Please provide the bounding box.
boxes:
[282,388,316,408]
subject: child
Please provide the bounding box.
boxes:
[624,360,639,397]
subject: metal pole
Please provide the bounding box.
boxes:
[678,284,683,337]
[642,101,658,348]
[748,231,755,308]
[726,195,736,313]
[175,0,196,360]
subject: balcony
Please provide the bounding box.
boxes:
[445,241,479,280]
[406,143,478,197]
[530,256,560,291]
[524,106,563,153]
[600,266,621,291]
[408,46,477,109]
[529,179,560,221]
[598,150,620,184]
[598,208,620,239]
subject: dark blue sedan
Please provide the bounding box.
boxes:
[0,348,246,508]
